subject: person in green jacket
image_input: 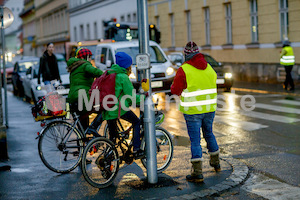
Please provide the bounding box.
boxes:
[104,52,145,159]
[67,48,103,130]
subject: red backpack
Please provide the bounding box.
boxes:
[89,70,121,113]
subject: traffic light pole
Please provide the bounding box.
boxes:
[137,0,158,184]
[0,6,8,160]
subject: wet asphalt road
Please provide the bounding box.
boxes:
[1,84,300,199]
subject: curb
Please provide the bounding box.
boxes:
[166,156,249,200]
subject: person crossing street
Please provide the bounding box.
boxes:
[171,41,221,182]
[280,40,295,92]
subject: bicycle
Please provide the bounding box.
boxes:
[81,106,173,188]
[37,106,104,173]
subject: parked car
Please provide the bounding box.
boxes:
[95,40,176,93]
[22,57,70,103]
[12,56,40,96]
[168,52,184,68]
[168,52,233,92]
[202,53,233,92]
[1,61,14,85]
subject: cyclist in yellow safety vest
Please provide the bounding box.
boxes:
[280,40,295,92]
[171,41,220,183]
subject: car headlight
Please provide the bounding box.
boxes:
[36,85,42,91]
[166,67,175,76]
[225,73,232,79]
[129,72,136,80]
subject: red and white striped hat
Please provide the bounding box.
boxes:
[184,41,199,55]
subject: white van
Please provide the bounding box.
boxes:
[95,40,176,93]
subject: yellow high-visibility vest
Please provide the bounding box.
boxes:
[179,63,217,114]
[280,46,295,66]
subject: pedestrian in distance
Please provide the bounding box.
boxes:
[280,40,295,92]
[67,47,103,131]
[38,43,61,92]
[104,52,145,159]
[171,41,221,182]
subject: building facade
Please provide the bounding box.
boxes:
[34,0,69,56]
[20,0,36,56]
[148,0,300,83]
[68,0,137,42]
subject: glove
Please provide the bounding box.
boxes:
[141,79,149,92]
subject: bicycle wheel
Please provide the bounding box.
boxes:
[141,127,173,173]
[38,121,83,173]
[81,137,119,188]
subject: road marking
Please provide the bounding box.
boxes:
[273,99,300,106]
[255,103,300,114]
[214,115,268,131]
[242,173,300,200]
[240,111,300,123]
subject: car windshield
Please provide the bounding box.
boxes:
[116,46,167,64]
[204,55,220,68]
[19,60,39,72]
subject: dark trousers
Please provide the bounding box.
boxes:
[284,65,294,90]
[107,110,141,151]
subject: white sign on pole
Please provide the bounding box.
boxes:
[0,7,14,29]
[136,54,150,70]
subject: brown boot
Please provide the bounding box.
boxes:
[186,160,204,182]
[209,151,221,172]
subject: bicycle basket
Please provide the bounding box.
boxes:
[31,92,67,121]
[155,111,165,127]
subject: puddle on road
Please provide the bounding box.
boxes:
[11,168,32,173]
[172,135,190,147]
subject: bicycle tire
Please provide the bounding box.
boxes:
[38,120,83,173]
[81,137,119,188]
[141,127,173,173]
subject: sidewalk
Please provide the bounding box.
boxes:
[0,92,251,200]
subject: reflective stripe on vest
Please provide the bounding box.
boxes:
[179,63,217,114]
[280,46,295,65]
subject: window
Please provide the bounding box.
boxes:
[87,24,90,40]
[279,0,289,41]
[74,27,77,41]
[120,16,125,22]
[127,14,131,22]
[250,0,258,43]
[80,25,84,41]
[108,50,114,64]
[186,11,191,42]
[133,13,137,22]
[94,22,98,39]
[204,7,210,45]
[225,3,232,44]
[170,14,175,47]
[100,48,107,64]
[155,16,160,30]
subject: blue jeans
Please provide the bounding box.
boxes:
[184,112,219,161]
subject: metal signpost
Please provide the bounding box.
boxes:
[0,6,14,127]
[136,0,158,184]
[0,6,14,160]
